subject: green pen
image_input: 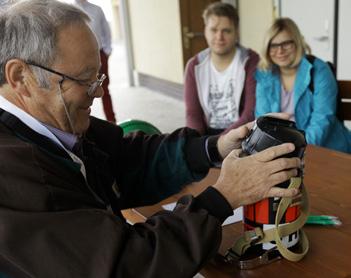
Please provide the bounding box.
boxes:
[306,215,342,226]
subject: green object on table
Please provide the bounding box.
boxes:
[118,119,161,135]
[306,215,342,226]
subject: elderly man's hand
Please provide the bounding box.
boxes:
[213,143,300,209]
[217,113,292,159]
[217,123,253,158]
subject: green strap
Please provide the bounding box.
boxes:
[229,177,309,262]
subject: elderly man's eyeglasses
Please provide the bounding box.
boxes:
[269,40,295,53]
[26,62,106,97]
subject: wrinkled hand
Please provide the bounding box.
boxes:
[217,113,292,159]
[213,143,300,209]
[217,122,253,158]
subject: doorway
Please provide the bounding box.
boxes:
[179,0,220,67]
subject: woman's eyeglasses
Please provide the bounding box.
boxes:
[269,40,295,53]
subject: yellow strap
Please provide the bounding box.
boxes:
[274,177,309,261]
[229,177,309,262]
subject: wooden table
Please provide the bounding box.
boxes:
[122,145,351,277]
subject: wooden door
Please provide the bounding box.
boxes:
[179,0,220,67]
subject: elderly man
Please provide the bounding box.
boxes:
[0,1,300,277]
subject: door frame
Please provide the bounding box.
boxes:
[120,0,135,86]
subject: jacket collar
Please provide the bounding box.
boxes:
[196,44,249,67]
[0,95,66,149]
[264,56,313,109]
[0,108,71,160]
[0,108,113,208]
[294,56,313,107]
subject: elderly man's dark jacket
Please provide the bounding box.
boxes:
[0,109,232,278]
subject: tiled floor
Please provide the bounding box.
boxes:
[91,42,185,133]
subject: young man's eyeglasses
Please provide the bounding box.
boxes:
[26,62,106,97]
[269,40,295,53]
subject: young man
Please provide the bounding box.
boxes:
[0,1,299,277]
[185,2,259,135]
[74,0,116,123]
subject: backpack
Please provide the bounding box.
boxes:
[306,54,336,93]
[305,55,344,121]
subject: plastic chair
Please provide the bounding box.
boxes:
[118,119,161,135]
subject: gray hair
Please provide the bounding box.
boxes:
[0,0,90,87]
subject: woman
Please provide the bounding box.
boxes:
[255,17,351,153]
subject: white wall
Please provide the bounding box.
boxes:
[125,0,275,85]
[337,0,351,80]
[239,0,274,53]
[128,0,184,84]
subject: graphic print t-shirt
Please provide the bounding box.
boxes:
[208,59,237,129]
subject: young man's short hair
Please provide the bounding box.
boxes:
[202,2,239,28]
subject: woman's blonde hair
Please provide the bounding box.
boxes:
[258,17,311,71]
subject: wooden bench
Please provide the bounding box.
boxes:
[337,80,351,121]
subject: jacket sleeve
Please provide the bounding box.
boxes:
[87,117,212,209]
[303,59,338,145]
[223,49,259,133]
[184,57,207,135]
[0,185,233,278]
[117,128,212,208]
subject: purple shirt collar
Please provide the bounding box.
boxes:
[42,123,79,151]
